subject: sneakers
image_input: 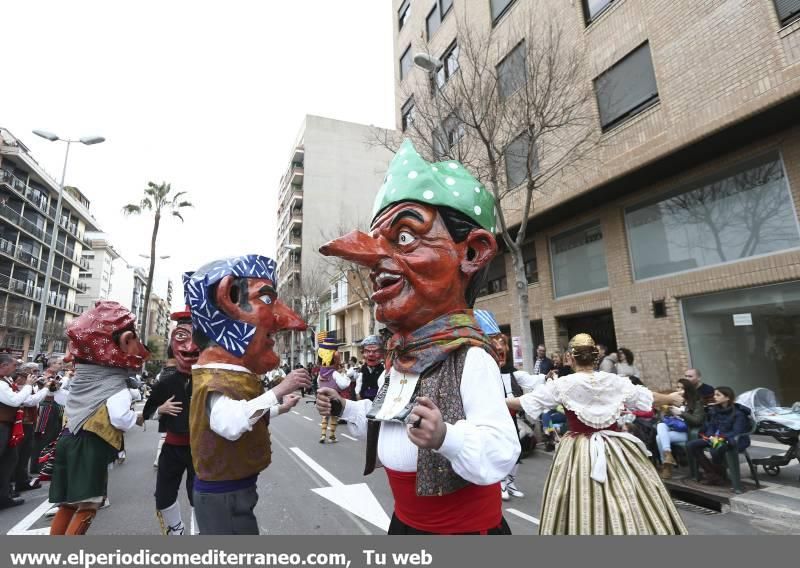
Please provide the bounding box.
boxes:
[329,435,338,443]
[99,498,110,509]
[506,478,525,498]
[44,505,59,518]
[319,435,326,444]
[500,481,510,501]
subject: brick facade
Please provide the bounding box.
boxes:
[392,0,800,390]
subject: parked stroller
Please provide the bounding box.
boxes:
[737,388,800,479]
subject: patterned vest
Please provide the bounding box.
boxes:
[0,378,20,424]
[83,404,124,450]
[190,367,271,481]
[365,347,470,497]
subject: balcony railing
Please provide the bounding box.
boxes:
[0,237,40,270]
[0,207,47,241]
[0,169,52,218]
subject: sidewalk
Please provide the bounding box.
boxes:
[663,436,800,534]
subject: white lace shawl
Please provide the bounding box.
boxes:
[519,371,653,429]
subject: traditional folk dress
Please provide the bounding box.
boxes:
[520,371,688,535]
[317,367,350,442]
[341,313,520,535]
[49,365,139,506]
[190,363,281,535]
[142,366,195,534]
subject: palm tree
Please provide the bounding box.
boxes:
[122,181,192,336]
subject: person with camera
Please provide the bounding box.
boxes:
[12,363,56,495]
[0,354,36,509]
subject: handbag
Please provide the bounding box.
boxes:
[663,415,688,433]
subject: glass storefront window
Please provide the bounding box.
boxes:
[682,281,800,405]
[626,154,800,280]
[550,222,608,297]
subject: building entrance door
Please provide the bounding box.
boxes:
[557,311,617,353]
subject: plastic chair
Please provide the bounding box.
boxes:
[687,412,760,493]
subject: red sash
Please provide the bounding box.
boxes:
[385,468,501,534]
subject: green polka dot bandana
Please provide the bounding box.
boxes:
[372,139,497,232]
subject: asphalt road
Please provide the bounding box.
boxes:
[0,394,793,535]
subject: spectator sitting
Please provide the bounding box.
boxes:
[685,386,751,486]
[656,378,705,479]
[532,344,553,375]
[684,368,715,405]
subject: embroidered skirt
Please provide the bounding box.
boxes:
[539,432,688,535]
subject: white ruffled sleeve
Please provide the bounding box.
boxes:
[435,348,521,486]
[519,380,559,419]
[622,378,654,412]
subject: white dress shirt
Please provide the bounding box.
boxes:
[500,370,545,398]
[0,379,32,407]
[195,363,282,442]
[23,385,51,406]
[57,385,138,432]
[341,347,520,485]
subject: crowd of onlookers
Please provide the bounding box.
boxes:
[528,343,753,486]
[0,353,72,510]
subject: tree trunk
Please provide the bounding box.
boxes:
[142,211,161,337]
[509,243,535,373]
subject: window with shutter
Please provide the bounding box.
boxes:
[497,40,526,99]
[774,0,800,25]
[594,42,659,131]
[399,45,412,80]
[490,0,517,24]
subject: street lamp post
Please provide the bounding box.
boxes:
[31,130,105,357]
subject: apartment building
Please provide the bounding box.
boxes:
[76,232,120,312]
[392,0,800,402]
[0,127,98,358]
[274,115,394,365]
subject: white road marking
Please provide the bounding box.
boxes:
[341,433,357,441]
[289,447,390,531]
[291,410,301,415]
[7,499,54,535]
[505,508,540,525]
[303,416,313,421]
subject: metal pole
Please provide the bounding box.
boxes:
[32,140,72,356]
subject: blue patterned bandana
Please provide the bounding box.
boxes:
[183,254,277,358]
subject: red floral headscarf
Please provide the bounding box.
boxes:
[67,301,149,369]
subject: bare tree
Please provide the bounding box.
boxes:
[371,4,600,371]
[278,271,328,366]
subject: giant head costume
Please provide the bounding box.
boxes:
[360,335,385,368]
[169,306,199,374]
[320,140,498,339]
[475,309,509,368]
[183,254,306,375]
[67,300,149,369]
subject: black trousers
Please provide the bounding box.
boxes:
[13,424,34,488]
[387,513,512,535]
[0,423,19,500]
[154,443,195,509]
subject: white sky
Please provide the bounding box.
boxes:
[1,0,396,310]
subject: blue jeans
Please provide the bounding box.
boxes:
[542,411,566,431]
[656,422,688,461]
